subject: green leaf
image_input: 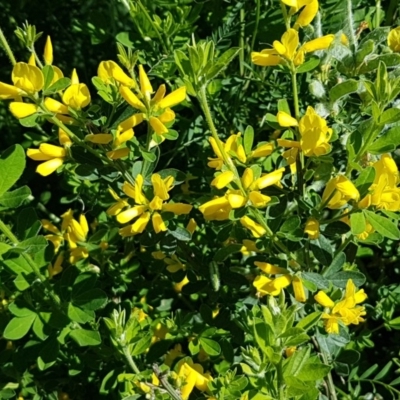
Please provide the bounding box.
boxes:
[283,346,310,379]
[37,337,59,371]
[16,236,48,254]
[350,212,366,235]
[17,207,41,239]
[44,77,71,95]
[323,252,346,277]
[169,227,191,241]
[69,329,101,346]
[310,235,333,266]
[358,53,400,74]
[3,314,36,340]
[329,271,366,288]
[243,126,254,154]
[364,210,400,240]
[199,337,221,356]
[360,364,379,379]
[72,288,107,311]
[0,186,31,208]
[67,303,95,324]
[296,57,320,74]
[206,47,240,81]
[297,362,331,381]
[42,65,55,89]
[213,244,242,262]
[330,79,358,103]
[369,127,400,155]
[131,333,152,356]
[116,31,133,48]
[280,216,301,233]
[302,272,329,289]
[379,108,400,125]
[296,312,322,331]
[354,168,375,200]
[0,145,26,197]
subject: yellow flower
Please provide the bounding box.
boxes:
[250,142,274,158]
[359,154,400,212]
[388,26,400,52]
[199,196,232,221]
[240,216,266,238]
[174,276,190,293]
[285,346,297,357]
[62,83,91,110]
[27,130,71,176]
[44,36,53,65]
[176,358,212,400]
[0,82,21,100]
[12,62,44,93]
[252,29,334,68]
[254,262,307,302]
[211,171,235,189]
[165,344,184,366]
[281,0,319,28]
[277,107,332,157]
[97,60,135,87]
[115,174,192,236]
[48,253,64,278]
[304,217,320,239]
[119,65,186,136]
[315,279,367,334]
[207,133,246,169]
[9,102,38,119]
[322,176,360,209]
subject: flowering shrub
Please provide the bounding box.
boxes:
[1,0,400,399]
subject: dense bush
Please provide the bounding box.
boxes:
[1,0,400,399]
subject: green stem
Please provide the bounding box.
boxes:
[280,3,291,30]
[136,0,169,54]
[153,364,183,400]
[375,0,381,28]
[346,0,358,51]
[335,235,353,256]
[386,0,399,25]
[0,218,61,306]
[250,0,261,55]
[122,346,141,374]
[0,27,16,65]
[239,7,245,77]
[276,360,285,400]
[32,47,44,68]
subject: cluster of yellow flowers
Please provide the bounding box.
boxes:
[42,209,93,276]
[315,279,367,334]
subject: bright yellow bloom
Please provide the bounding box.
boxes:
[97,60,135,87]
[322,176,360,209]
[254,262,307,302]
[315,279,367,334]
[240,216,266,238]
[9,102,38,119]
[388,26,400,52]
[27,130,71,176]
[199,196,232,221]
[174,276,190,293]
[176,358,212,400]
[359,154,400,212]
[304,217,320,239]
[250,142,274,158]
[62,83,91,109]
[0,82,21,100]
[119,65,186,136]
[277,111,298,127]
[277,107,332,157]
[44,36,53,65]
[207,133,246,169]
[252,29,334,68]
[165,344,184,366]
[281,0,319,28]
[48,253,63,278]
[114,174,192,236]
[285,346,297,357]
[12,62,44,93]
[211,171,235,189]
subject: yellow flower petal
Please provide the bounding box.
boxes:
[138,65,153,97]
[240,216,266,238]
[149,117,168,135]
[106,148,130,159]
[119,86,146,111]
[157,86,186,109]
[118,113,144,132]
[314,291,335,308]
[277,111,298,127]
[211,171,235,189]
[152,212,167,233]
[98,60,135,87]
[85,134,113,144]
[302,35,335,53]
[116,206,146,223]
[0,82,21,100]
[44,97,69,114]
[162,203,192,215]
[9,102,38,119]
[27,149,52,161]
[36,158,64,176]
[251,50,282,66]
[12,62,44,93]
[62,83,91,109]
[292,276,307,302]
[44,36,53,65]
[254,262,289,275]
[254,168,285,189]
[295,0,318,27]
[39,143,66,158]
[304,217,320,239]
